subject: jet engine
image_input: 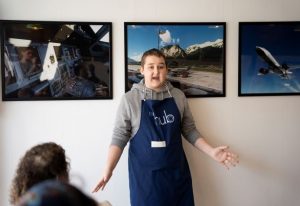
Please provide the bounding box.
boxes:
[258,68,269,75]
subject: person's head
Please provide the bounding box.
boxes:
[140,48,168,91]
[21,48,34,61]
[10,142,70,205]
[16,180,98,206]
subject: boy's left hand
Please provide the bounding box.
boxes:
[211,146,239,169]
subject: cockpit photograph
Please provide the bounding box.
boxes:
[1,20,112,101]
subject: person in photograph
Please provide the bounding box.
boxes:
[93,48,239,206]
[19,47,42,77]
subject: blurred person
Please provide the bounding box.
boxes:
[10,142,70,205]
[16,180,111,206]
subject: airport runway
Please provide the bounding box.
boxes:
[128,65,223,94]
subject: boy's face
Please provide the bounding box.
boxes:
[140,55,168,91]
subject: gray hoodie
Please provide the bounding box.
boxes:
[111,80,201,150]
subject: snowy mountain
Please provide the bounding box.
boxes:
[185,39,223,55]
[160,44,187,58]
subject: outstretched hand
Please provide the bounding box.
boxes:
[211,146,239,169]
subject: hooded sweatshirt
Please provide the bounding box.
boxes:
[111,79,201,150]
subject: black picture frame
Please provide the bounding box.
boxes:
[124,22,226,98]
[1,20,113,101]
[238,21,300,96]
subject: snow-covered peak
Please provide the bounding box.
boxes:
[186,39,223,54]
[161,45,186,58]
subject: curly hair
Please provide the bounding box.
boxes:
[10,142,70,205]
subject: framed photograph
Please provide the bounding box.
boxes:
[239,22,300,96]
[1,20,112,101]
[124,22,226,98]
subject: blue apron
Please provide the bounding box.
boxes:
[128,92,194,206]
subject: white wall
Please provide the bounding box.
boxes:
[1,0,300,206]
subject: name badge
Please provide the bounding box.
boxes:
[151,141,166,148]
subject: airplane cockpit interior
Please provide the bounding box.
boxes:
[3,23,111,99]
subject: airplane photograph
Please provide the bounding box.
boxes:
[256,46,300,79]
[239,22,300,96]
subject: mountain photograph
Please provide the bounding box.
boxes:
[125,23,225,97]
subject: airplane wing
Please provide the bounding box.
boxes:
[287,65,300,70]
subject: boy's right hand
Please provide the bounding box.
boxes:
[93,145,123,192]
[92,168,112,192]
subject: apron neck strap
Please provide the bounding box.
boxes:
[143,83,172,101]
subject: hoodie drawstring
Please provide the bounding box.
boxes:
[143,83,172,100]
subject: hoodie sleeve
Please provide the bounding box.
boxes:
[110,95,132,150]
[180,97,202,145]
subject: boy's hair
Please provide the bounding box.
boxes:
[10,142,70,205]
[140,48,166,67]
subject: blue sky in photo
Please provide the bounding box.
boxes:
[127,24,224,61]
[240,23,300,94]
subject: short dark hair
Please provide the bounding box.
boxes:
[10,142,70,205]
[140,48,166,67]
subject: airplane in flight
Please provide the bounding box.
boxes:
[255,46,300,79]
